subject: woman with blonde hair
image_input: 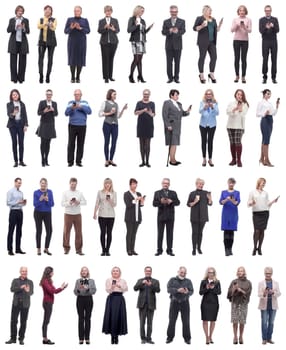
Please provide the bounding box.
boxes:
[227,266,252,344]
[199,89,219,166]
[199,267,221,344]
[248,178,279,255]
[93,178,117,256]
[127,5,153,83]
[102,267,128,344]
[74,267,96,344]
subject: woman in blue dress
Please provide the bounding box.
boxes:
[219,178,240,256]
[64,6,90,83]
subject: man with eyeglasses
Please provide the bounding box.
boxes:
[65,89,92,167]
[153,178,180,256]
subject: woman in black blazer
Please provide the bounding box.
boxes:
[193,5,223,83]
[7,5,30,83]
[37,89,58,166]
[7,89,28,167]
[123,178,145,255]
[127,5,153,83]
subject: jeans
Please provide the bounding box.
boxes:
[103,122,118,161]
[261,309,276,341]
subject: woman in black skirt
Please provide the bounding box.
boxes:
[248,178,279,255]
[199,267,221,344]
[36,89,58,166]
[74,267,96,344]
[102,267,128,344]
[134,89,155,167]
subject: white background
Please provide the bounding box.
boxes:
[0,0,285,349]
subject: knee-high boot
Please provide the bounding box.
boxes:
[229,144,236,165]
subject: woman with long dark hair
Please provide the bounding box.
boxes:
[40,266,67,345]
[74,267,96,344]
[102,267,128,344]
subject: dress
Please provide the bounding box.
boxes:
[135,101,155,138]
[220,190,240,231]
[64,17,90,66]
[199,279,221,321]
[37,101,58,139]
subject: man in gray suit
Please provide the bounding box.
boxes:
[134,266,160,344]
[162,5,186,83]
[5,267,34,345]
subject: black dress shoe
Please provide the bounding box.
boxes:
[39,76,44,83]
[155,252,162,256]
[5,339,16,344]
[104,79,109,83]
[109,161,117,166]
[101,252,106,256]
[106,251,111,256]
[71,79,75,83]
[19,161,26,166]
[13,162,18,167]
[76,251,85,255]
[79,340,84,345]
[68,163,73,167]
[76,163,83,167]
[145,163,151,167]
[43,339,55,345]
[272,79,277,84]
[127,251,132,256]
[146,340,155,344]
[166,338,173,344]
[19,339,24,345]
[174,79,180,83]
[262,78,267,84]
[109,78,115,81]
[167,78,173,83]
[44,249,52,256]
[141,339,146,344]
[139,163,145,167]
[132,251,138,255]
[192,250,196,256]
[46,76,50,83]
[197,248,203,254]
[8,251,14,256]
[16,250,26,254]
[167,251,175,256]
[185,340,191,344]
[76,79,81,83]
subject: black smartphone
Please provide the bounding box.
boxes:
[189,104,192,109]
[277,97,280,103]
[72,101,77,106]
[112,280,116,285]
[71,197,76,202]
[14,106,19,112]
[106,194,110,200]
[43,191,47,197]
[240,21,244,25]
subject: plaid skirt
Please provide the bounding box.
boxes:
[131,41,146,54]
[231,302,248,324]
[227,128,244,144]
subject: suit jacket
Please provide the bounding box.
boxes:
[7,17,30,54]
[153,189,180,221]
[124,191,143,223]
[162,17,185,50]
[7,101,28,129]
[11,277,34,308]
[134,277,160,310]
[162,99,188,137]
[193,16,217,46]
[98,17,119,45]
[127,17,151,42]
[259,16,279,40]
[187,190,212,222]
[258,280,281,310]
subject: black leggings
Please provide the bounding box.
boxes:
[40,138,51,163]
[199,126,216,158]
[98,217,115,253]
[139,138,151,164]
[42,302,53,338]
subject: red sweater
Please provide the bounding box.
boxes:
[42,278,63,303]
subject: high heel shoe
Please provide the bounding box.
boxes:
[208,73,217,83]
[199,74,206,84]
[128,75,135,83]
[137,75,146,83]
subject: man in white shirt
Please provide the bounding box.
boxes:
[61,177,86,255]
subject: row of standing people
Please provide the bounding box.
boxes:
[6,87,280,168]
[6,176,279,257]
[5,265,281,346]
[7,4,279,84]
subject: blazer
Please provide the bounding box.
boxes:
[134,277,160,310]
[124,191,143,223]
[162,17,186,50]
[127,17,150,42]
[11,277,34,308]
[98,17,119,45]
[193,16,217,46]
[73,278,97,297]
[187,190,212,222]
[7,17,30,54]
[7,101,28,129]
[258,280,281,310]
[162,99,188,137]
[153,189,180,221]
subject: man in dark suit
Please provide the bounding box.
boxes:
[134,266,160,344]
[162,5,185,83]
[259,5,279,84]
[98,5,119,83]
[153,178,180,256]
[7,5,30,83]
[124,178,145,255]
[6,267,34,345]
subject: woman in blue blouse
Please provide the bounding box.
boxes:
[64,6,90,83]
[199,89,219,166]
[33,178,54,255]
[219,178,240,256]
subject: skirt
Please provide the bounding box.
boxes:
[231,303,248,324]
[102,292,127,336]
[253,211,269,230]
[227,128,243,144]
[131,41,146,55]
